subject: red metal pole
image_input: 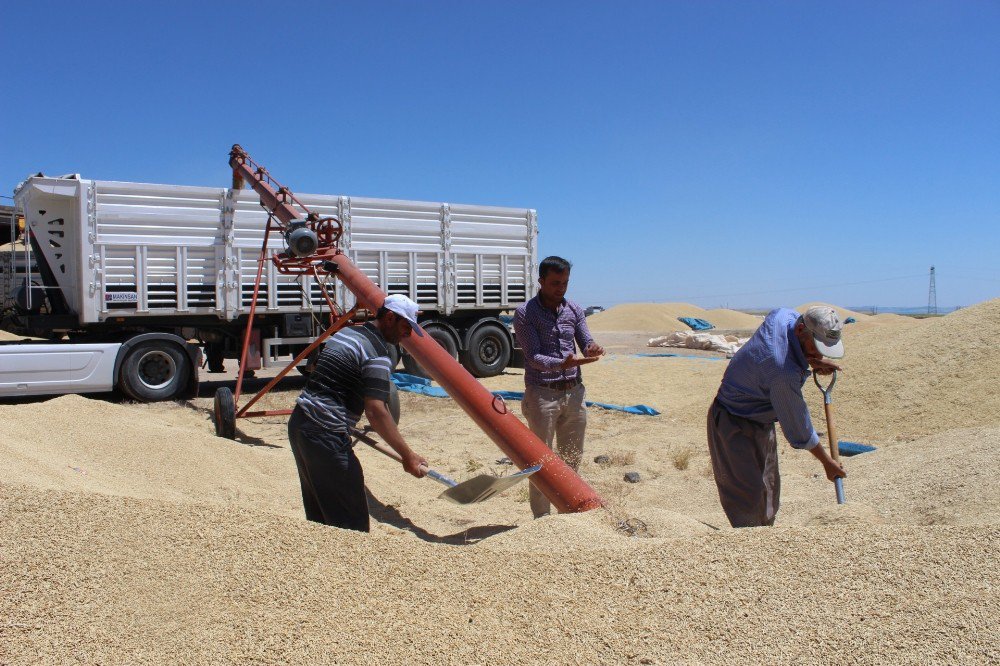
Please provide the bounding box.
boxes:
[229,146,603,513]
[236,307,357,418]
[233,220,273,403]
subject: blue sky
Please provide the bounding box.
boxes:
[2,1,997,310]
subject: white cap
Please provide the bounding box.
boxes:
[802,306,844,358]
[382,294,424,337]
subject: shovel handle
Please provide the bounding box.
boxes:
[835,477,846,504]
[349,427,456,488]
[425,469,458,488]
[824,405,847,504]
[813,369,837,403]
[350,426,402,460]
[823,401,840,462]
[813,372,847,505]
[813,371,840,461]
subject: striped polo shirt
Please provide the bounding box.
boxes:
[514,295,596,387]
[716,308,820,449]
[295,322,393,434]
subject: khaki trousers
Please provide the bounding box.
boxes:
[706,398,780,528]
[521,383,587,518]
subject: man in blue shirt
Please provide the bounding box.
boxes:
[708,306,847,527]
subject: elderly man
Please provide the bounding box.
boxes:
[707,305,847,528]
[287,294,428,532]
[514,256,604,518]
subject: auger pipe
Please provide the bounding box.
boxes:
[229,146,604,513]
[328,254,604,513]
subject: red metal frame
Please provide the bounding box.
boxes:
[226,145,603,513]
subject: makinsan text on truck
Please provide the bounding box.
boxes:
[0,174,539,401]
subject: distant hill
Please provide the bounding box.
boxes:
[738,305,962,317]
[846,306,963,316]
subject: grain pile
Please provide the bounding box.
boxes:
[2,300,998,664]
[832,298,1000,443]
[0,329,44,342]
[588,302,762,332]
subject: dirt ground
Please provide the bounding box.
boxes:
[1,300,998,664]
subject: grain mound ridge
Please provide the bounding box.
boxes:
[846,425,1000,526]
[588,302,762,332]
[795,302,870,321]
[0,394,300,514]
[833,298,1000,442]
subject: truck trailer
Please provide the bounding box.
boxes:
[0,174,539,401]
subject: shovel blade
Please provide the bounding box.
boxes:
[438,464,542,505]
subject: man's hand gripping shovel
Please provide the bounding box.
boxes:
[814,370,847,504]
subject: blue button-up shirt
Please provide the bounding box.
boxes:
[716,308,820,449]
[514,296,596,387]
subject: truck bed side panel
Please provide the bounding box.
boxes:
[13,177,538,324]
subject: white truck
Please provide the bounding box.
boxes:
[0,174,538,401]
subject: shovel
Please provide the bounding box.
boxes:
[350,427,541,505]
[813,370,846,504]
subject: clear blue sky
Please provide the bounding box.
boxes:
[3,1,997,310]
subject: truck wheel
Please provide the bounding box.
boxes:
[401,325,457,377]
[387,344,401,371]
[464,324,512,378]
[387,382,401,424]
[296,347,320,376]
[214,387,237,439]
[119,341,191,402]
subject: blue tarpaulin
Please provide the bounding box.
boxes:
[391,373,450,397]
[633,353,726,361]
[391,373,660,416]
[838,441,877,456]
[678,317,714,331]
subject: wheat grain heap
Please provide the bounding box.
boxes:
[2,300,998,664]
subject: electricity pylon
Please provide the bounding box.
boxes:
[927,266,937,315]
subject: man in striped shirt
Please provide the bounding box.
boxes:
[707,306,847,528]
[514,256,604,518]
[288,294,428,532]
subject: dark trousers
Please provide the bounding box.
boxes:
[287,406,370,532]
[706,398,780,528]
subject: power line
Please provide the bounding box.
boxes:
[650,272,928,303]
[942,272,1000,284]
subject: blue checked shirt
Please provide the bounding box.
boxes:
[514,296,596,387]
[716,308,820,449]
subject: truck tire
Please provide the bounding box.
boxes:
[119,340,191,402]
[401,325,458,377]
[387,382,401,424]
[387,344,401,371]
[296,347,321,376]
[214,387,237,439]
[464,323,512,378]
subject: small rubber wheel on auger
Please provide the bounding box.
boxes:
[214,387,237,439]
[387,382,401,424]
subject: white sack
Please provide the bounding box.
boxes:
[647,331,749,355]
